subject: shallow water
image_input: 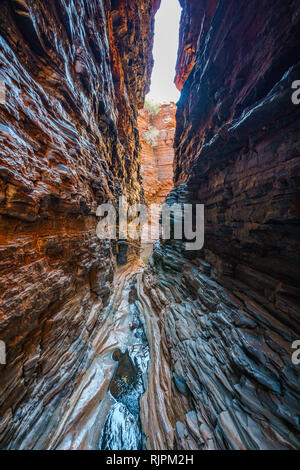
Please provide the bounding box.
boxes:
[99,275,150,450]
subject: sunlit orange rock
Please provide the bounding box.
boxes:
[138,102,176,205]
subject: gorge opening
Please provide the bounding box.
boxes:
[139,0,181,264]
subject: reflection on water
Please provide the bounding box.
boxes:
[99,277,150,450]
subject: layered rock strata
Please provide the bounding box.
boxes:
[0,0,160,449]
[138,102,176,205]
[138,103,175,250]
[141,0,300,450]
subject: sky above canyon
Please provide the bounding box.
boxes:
[146,0,182,104]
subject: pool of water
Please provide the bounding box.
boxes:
[99,276,150,450]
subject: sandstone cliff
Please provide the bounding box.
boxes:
[0,0,159,449]
[138,102,176,205]
[142,0,300,450]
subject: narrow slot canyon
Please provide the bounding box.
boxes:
[0,0,300,452]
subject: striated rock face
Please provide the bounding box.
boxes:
[175,0,300,185]
[141,0,300,450]
[138,102,176,205]
[0,0,159,449]
[175,0,218,92]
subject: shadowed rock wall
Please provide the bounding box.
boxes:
[142,0,300,450]
[0,0,160,449]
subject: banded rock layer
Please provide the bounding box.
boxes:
[138,102,176,205]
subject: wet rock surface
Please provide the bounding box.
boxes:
[0,261,149,450]
[100,276,150,450]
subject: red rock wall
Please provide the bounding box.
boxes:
[0,0,160,449]
[142,0,300,449]
[137,109,161,204]
[138,103,176,205]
